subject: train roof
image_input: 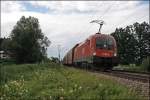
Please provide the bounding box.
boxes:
[76,33,113,47]
[94,33,113,38]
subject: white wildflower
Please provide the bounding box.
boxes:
[79,86,82,90]
[0,97,3,100]
[49,96,52,99]
[21,75,24,78]
[60,96,64,100]
[69,89,73,93]
[25,89,28,93]
[74,84,77,88]
[99,83,103,87]
[61,88,64,92]
[4,84,8,89]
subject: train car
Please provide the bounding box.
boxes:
[73,33,118,70]
[63,44,78,65]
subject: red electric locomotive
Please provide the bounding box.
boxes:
[74,33,118,69]
[63,33,118,70]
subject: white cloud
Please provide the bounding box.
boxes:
[1,1,25,13]
[28,1,142,14]
[1,1,149,58]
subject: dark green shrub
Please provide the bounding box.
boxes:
[141,57,150,72]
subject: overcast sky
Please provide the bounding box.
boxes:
[1,1,149,59]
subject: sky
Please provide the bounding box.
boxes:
[1,1,149,59]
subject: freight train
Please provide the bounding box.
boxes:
[63,33,118,70]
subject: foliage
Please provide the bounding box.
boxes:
[0,59,16,66]
[141,57,150,72]
[111,22,150,65]
[0,38,12,52]
[0,63,141,99]
[0,38,4,50]
[9,16,51,63]
[50,57,59,63]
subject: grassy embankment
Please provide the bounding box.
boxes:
[0,62,141,100]
[113,57,150,73]
[113,64,149,73]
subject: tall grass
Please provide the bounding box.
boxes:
[0,62,141,99]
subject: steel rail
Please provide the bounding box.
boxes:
[100,70,150,83]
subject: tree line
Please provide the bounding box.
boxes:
[111,22,150,66]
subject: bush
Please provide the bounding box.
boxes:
[0,59,16,65]
[141,57,150,72]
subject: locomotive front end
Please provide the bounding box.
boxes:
[93,34,118,68]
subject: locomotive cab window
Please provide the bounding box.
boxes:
[107,38,113,50]
[96,37,113,50]
[96,38,105,49]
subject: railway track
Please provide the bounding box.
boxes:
[91,69,150,83]
[75,66,150,83]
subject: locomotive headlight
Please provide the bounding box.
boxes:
[114,53,117,56]
[93,52,96,56]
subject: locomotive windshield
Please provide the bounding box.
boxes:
[96,37,113,50]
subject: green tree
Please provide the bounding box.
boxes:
[1,38,11,52]
[50,57,59,63]
[133,22,150,65]
[111,27,137,64]
[10,16,50,63]
[141,57,150,72]
[111,22,149,65]
[0,38,4,50]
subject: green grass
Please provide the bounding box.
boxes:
[0,62,141,100]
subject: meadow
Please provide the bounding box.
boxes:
[0,62,141,100]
